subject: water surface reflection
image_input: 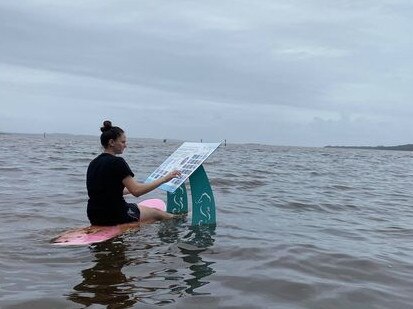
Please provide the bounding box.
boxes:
[68,241,136,308]
[68,222,216,307]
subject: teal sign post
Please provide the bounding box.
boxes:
[145,142,221,226]
[167,165,216,226]
[166,182,188,214]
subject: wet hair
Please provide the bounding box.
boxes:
[100,120,124,148]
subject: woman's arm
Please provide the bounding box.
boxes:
[122,170,181,197]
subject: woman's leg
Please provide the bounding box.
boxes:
[137,205,174,223]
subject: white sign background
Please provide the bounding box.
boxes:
[145,142,221,192]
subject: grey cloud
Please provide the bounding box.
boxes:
[1,0,412,145]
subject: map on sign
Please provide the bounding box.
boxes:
[145,142,221,192]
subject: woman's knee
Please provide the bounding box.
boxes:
[138,205,172,222]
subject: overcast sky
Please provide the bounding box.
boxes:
[1,1,412,146]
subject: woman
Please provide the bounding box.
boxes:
[86,120,181,226]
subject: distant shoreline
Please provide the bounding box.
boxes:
[325,144,413,151]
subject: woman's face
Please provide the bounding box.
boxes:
[110,133,127,154]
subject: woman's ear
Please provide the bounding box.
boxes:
[108,139,115,147]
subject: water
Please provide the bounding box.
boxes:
[1,133,413,309]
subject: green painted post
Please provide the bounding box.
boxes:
[167,183,188,214]
[189,165,216,226]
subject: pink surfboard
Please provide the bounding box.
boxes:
[139,198,166,211]
[52,198,166,246]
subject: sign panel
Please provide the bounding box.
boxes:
[145,142,221,192]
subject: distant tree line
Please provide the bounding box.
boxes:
[325,144,413,151]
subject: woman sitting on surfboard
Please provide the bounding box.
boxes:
[86,120,181,226]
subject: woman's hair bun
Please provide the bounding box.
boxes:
[100,120,113,132]
[99,120,124,147]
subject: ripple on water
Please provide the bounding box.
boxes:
[2,134,413,308]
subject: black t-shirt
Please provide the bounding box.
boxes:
[86,153,134,225]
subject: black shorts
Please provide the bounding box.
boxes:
[124,203,141,222]
[87,202,140,226]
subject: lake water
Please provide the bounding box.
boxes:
[1,133,413,309]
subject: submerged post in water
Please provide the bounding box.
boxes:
[145,141,221,226]
[166,164,216,226]
[189,165,216,226]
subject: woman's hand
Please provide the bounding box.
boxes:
[123,170,182,197]
[163,170,181,183]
